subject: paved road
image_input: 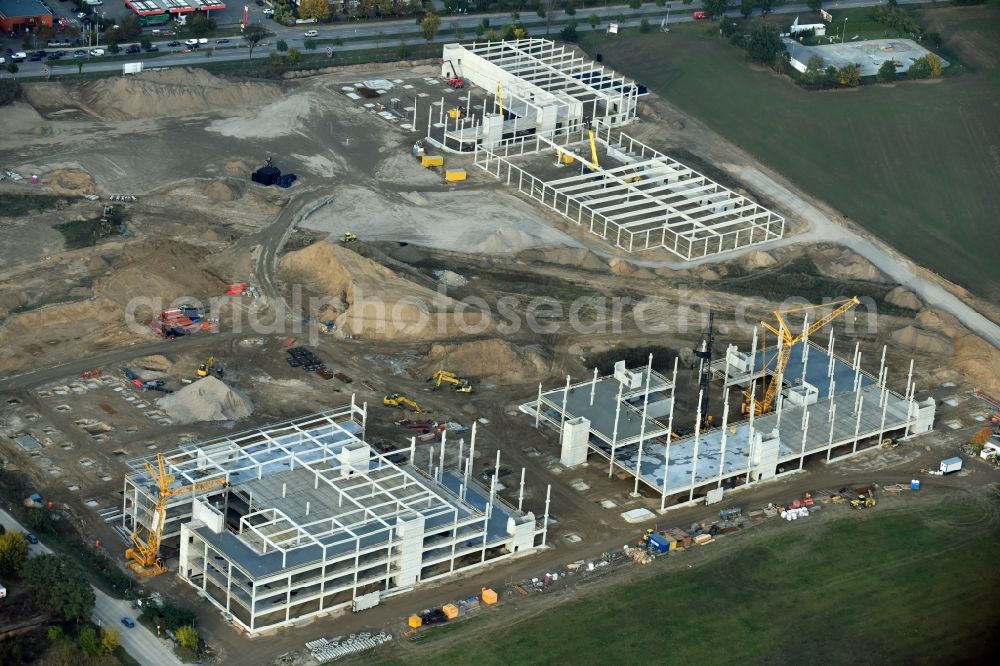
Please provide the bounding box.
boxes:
[6,0,921,78]
[0,508,185,666]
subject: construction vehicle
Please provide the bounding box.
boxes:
[196,356,214,378]
[429,370,473,393]
[849,493,877,509]
[881,437,899,449]
[446,76,465,89]
[125,454,228,577]
[342,232,357,243]
[384,394,422,413]
[447,107,464,120]
[742,296,860,416]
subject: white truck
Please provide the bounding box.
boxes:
[939,457,963,474]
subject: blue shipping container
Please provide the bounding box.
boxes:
[648,534,670,553]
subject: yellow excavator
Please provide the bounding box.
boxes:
[384,394,422,413]
[429,370,473,393]
[743,297,860,416]
[125,453,228,577]
[196,356,214,378]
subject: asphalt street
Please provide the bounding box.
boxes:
[0,508,185,666]
[3,0,920,78]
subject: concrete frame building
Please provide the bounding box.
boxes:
[522,333,934,510]
[122,403,547,635]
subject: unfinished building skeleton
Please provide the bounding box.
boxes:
[522,331,934,510]
[431,40,784,259]
[121,402,548,634]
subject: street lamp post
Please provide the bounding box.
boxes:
[842,17,848,44]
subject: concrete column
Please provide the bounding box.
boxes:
[609,382,624,478]
[852,395,864,454]
[517,468,526,512]
[689,390,704,503]
[827,403,837,462]
[632,354,653,496]
[560,375,571,429]
[799,410,810,471]
[590,367,599,406]
[717,389,730,488]
[534,382,543,428]
[541,484,552,547]
[827,328,836,377]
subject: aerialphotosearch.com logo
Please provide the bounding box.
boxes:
[123,286,880,345]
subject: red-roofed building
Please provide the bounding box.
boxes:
[0,0,53,33]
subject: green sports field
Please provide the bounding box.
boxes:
[383,496,999,664]
[585,5,1000,303]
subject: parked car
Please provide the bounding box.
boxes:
[25,533,38,544]
[73,49,87,57]
[166,40,181,47]
[215,38,230,44]
[120,617,135,628]
[692,10,708,20]
[303,29,318,38]
[89,48,105,56]
[47,52,63,60]
[184,38,199,46]
[144,45,159,52]
[29,52,44,61]
[11,52,26,62]
[262,8,274,16]
[124,44,140,54]
[0,57,5,65]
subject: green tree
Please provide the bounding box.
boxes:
[640,17,651,32]
[420,12,442,42]
[108,42,121,55]
[560,21,579,42]
[299,0,330,20]
[21,555,95,623]
[908,56,932,79]
[876,59,896,82]
[740,0,754,18]
[807,0,821,12]
[176,625,198,652]
[629,0,642,9]
[75,58,84,74]
[242,22,268,60]
[46,626,64,642]
[286,47,301,64]
[745,20,783,63]
[925,52,943,77]
[78,626,101,656]
[100,628,119,654]
[275,38,288,52]
[140,37,152,50]
[565,4,577,14]
[837,63,860,87]
[119,14,142,40]
[702,0,728,19]
[304,39,318,50]
[588,13,600,29]
[475,24,485,37]
[0,531,28,575]
[189,13,217,37]
[759,0,776,16]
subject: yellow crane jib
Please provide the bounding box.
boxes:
[587,130,601,172]
[743,296,860,416]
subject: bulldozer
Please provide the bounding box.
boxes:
[849,493,877,509]
[429,370,473,393]
[384,394,422,413]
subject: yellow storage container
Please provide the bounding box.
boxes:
[445,169,467,182]
[442,603,459,620]
[408,614,423,628]
[560,152,574,165]
[481,587,498,605]
[421,155,444,168]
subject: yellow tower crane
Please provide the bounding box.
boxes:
[743,296,861,416]
[125,454,228,577]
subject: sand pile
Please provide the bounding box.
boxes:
[423,339,549,383]
[953,335,1000,395]
[743,250,777,269]
[206,93,321,139]
[885,286,921,310]
[95,240,227,308]
[518,247,606,271]
[44,168,96,196]
[224,160,253,177]
[37,68,281,121]
[135,354,172,371]
[811,248,888,283]
[891,325,953,355]
[157,376,252,423]
[471,228,544,254]
[203,180,241,202]
[609,258,637,276]
[279,241,491,341]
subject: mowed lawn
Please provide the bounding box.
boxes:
[388,499,999,665]
[589,7,1000,303]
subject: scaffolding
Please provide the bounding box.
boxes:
[122,401,548,635]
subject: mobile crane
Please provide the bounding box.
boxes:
[125,454,228,577]
[743,297,860,416]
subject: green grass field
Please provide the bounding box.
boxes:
[386,497,999,664]
[582,5,1000,304]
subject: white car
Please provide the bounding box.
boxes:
[303,29,318,38]
[89,48,105,56]
[184,38,199,46]
[12,52,27,62]
[262,8,274,15]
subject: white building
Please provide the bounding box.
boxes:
[122,404,547,635]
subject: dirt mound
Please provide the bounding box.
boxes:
[519,247,606,271]
[95,240,228,308]
[471,228,544,254]
[279,241,490,341]
[203,180,240,202]
[891,325,953,355]
[914,308,961,338]
[0,296,136,374]
[885,286,921,311]
[743,250,777,269]
[157,376,252,423]
[39,68,281,120]
[609,258,637,275]
[135,354,172,371]
[811,247,888,283]
[224,160,253,177]
[423,340,549,383]
[44,169,96,195]
[953,334,1000,395]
